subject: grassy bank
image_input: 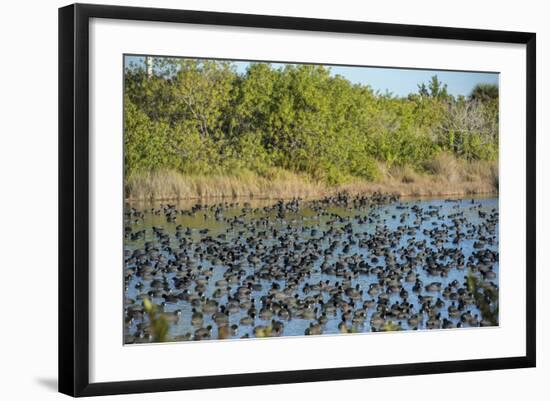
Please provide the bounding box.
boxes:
[126,154,498,201]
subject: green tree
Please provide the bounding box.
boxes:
[123,58,499,185]
[470,83,499,101]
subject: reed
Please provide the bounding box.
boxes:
[125,157,498,201]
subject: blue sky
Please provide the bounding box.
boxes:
[125,55,498,98]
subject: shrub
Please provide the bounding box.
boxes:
[124,59,499,188]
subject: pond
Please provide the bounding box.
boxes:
[123,194,499,343]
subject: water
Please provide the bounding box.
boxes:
[123,195,499,343]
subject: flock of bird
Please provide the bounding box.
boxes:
[123,193,499,343]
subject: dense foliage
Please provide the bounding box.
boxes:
[124,58,499,185]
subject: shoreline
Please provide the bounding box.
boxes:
[125,169,498,202]
[125,191,499,202]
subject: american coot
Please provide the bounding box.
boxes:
[123,194,499,343]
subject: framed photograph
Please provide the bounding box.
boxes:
[59,3,536,397]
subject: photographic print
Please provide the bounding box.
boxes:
[123,55,500,344]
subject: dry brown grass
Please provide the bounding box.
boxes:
[126,156,498,201]
[125,169,326,201]
[422,152,460,183]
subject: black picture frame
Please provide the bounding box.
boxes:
[59,3,536,397]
